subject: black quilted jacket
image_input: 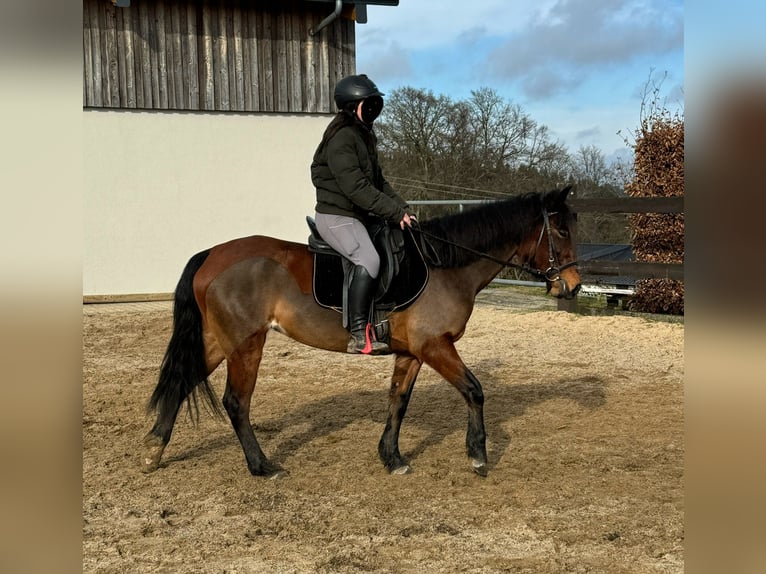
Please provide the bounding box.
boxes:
[311,123,409,225]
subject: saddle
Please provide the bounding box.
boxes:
[306,217,429,341]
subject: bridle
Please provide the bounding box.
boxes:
[537,209,579,282]
[412,208,578,282]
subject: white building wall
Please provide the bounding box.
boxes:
[84,109,330,297]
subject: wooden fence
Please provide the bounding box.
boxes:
[567,196,684,281]
[82,0,355,113]
[562,196,683,311]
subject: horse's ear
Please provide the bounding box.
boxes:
[559,185,573,203]
[544,185,574,209]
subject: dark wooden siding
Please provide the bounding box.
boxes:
[83,0,356,112]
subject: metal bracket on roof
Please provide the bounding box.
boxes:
[309,0,343,36]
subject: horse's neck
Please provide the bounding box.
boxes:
[460,243,521,294]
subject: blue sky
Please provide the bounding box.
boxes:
[355,0,687,163]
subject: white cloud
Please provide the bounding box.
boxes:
[487,0,683,98]
[356,0,684,154]
[360,1,550,51]
[356,40,414,85]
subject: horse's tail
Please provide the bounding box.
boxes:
[148,249,223,422]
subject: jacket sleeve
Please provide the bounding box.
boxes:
[378,167,410,210]
[326,130,407,223]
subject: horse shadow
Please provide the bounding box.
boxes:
[163,364,606,472]
[253,366,607,471]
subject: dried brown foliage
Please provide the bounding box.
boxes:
[624,107,684,315]
[628,278,685,315]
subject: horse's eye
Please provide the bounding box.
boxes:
[555,229,569,239]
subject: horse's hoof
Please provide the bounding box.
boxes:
[471,460,488,477]
[267,469,289,480]
[141,436,165,473]
[391,464,413,475]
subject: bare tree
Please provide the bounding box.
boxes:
[377,87,454,184]
[468,87,526,170]
[377,84,622,231]
[573,145,610,186]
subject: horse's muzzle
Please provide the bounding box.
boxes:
[564,281,582,300]
[543,262,580,300]
[549,277,581,300]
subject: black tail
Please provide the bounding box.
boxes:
[148,249,223,423]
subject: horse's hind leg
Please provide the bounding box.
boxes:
[378,354,422,474]
[143,336,225,473]
[223,330,285,478]
[421,337,488,476]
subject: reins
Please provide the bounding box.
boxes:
[410,209,578,281]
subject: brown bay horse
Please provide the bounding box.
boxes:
[143,186,581,478]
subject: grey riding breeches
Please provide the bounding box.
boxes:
[313,212,380,279]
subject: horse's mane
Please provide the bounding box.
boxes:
[418,189,569,268]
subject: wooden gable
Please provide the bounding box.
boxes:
[83,0,357,113]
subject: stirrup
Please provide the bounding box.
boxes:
[347,324,389,355]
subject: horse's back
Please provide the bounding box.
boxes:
[194,235,313,307]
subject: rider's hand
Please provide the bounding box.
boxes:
[400,213,416,229]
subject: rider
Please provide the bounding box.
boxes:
[311,74,416,354]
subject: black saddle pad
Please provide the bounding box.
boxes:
[312,228,429,312]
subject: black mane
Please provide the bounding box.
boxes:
[418,189,570,268]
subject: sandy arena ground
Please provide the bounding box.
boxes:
[83,288,684,573]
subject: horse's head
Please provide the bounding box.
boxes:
[528,186,581,299]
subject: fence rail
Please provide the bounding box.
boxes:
[569,197,684,285]
[410,196,684,214]
[579,260,683,281]
[568,196,683,214]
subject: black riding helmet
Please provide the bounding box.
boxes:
[334,74,384,124]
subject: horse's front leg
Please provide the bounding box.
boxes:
[421,337,488,476]
[378,354,422,474]
[223,331,286,478]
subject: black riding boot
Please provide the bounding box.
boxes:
[347,265,389,355]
